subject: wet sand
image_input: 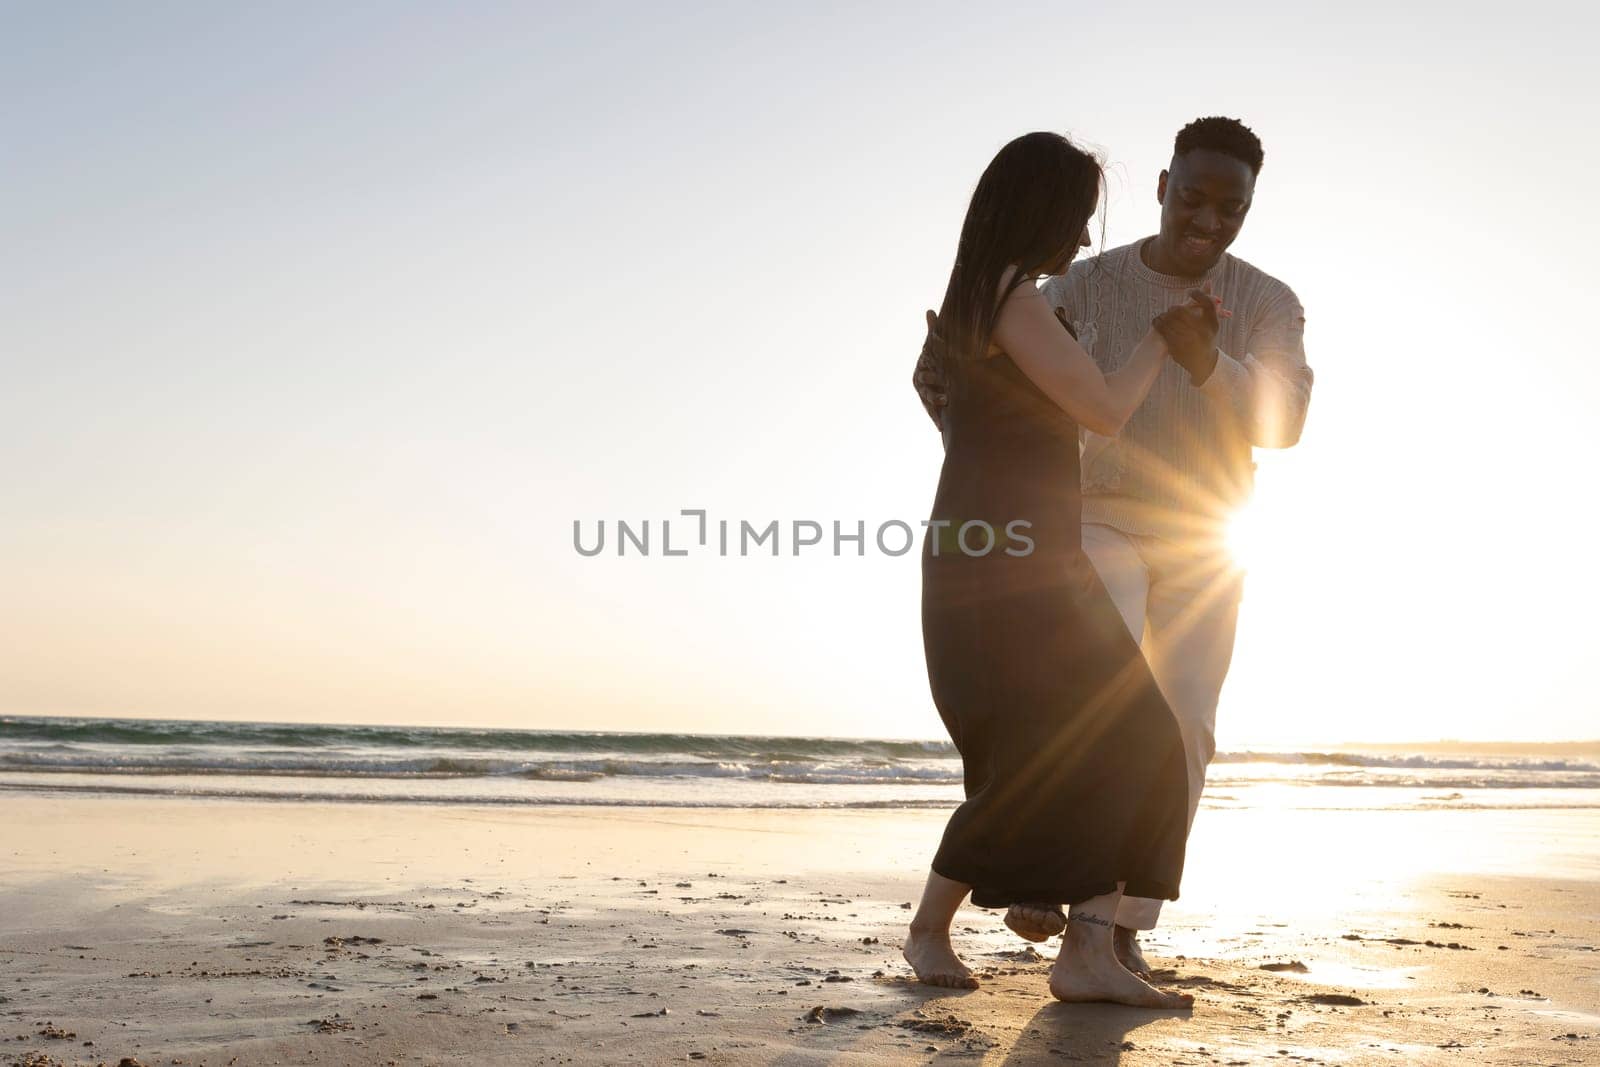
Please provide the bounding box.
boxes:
[1,796,1597,1065]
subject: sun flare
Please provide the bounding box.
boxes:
[1225,499,1265,571]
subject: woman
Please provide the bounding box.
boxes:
[903,132,1217,1008]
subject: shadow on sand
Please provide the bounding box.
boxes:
[998,998,1193,1064]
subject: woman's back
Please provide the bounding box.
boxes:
[930,344,1083,561]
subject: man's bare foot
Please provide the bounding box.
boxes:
[1004,903,1065,943]
[1048,927,1192,1009]
[1114,924,1152,979]
[903,925,979,989]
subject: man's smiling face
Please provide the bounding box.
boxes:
[1151,149,1256,277]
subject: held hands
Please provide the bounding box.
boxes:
[1153,282,1231,384]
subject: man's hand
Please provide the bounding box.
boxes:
[913,309,949,430]
[1154,284,1229,384]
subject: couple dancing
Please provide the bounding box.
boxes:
[905,118,1313,1007]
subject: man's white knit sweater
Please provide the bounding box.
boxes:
[1042,238,1313,543]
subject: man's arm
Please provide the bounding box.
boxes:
[912,310,946,430]
[1199,287,1313,448]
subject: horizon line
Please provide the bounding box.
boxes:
[3,711,1597,751]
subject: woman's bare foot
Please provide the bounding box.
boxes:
[1114,924,1153,979]
[903,925,979,989]
[1004,903,1066,943]
[1048,925,1192,1008]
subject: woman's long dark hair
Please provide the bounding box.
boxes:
[936,132,1103,363]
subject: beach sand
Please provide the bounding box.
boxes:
[2,795,1597,1066]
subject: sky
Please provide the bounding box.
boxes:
[3,2,1597,745]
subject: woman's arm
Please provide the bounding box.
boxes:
[993,282,1167,437]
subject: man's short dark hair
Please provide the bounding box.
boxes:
[1174,117,1264,176]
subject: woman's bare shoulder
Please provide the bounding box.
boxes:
[995,265,1044,303]
[986,270,1052,357]
[995,270,1049,321]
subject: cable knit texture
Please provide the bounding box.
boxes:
[1042,239,1312,543]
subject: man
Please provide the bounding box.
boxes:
[913,116,1313,976]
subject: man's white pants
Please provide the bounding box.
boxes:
[1079,523,1244,932]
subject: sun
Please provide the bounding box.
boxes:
[1225,499,1266,571]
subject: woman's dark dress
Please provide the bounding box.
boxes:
[923,337,1190,909]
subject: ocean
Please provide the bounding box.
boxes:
[2,716,1596,812]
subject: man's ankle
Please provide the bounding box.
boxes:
[1062,918,1111,947]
